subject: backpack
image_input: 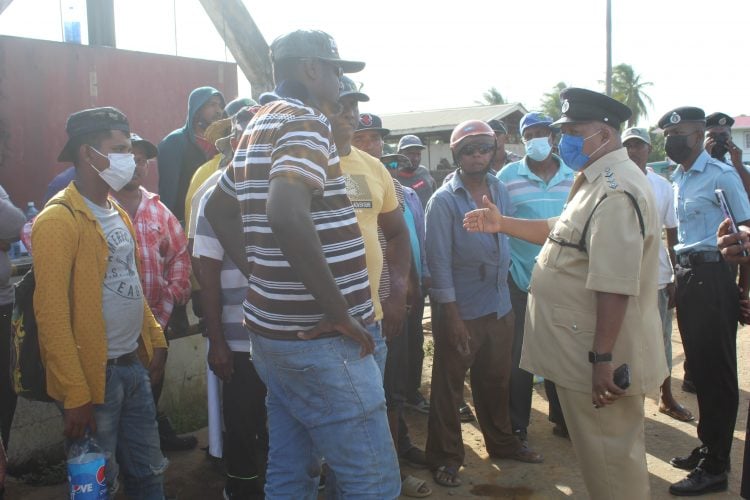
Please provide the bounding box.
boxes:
[9,201,73,402]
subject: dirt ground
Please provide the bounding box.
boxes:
[6,309,749,499]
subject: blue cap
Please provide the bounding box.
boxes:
[520,112,554,135]
[397,135,426,151]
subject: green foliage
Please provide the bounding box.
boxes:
[476,86,506,105]
[648,128,667,162]
[611,64,653,127]
[539,82,567,120]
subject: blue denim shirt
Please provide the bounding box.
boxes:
[671,150,750,254]
[425,172,513,320]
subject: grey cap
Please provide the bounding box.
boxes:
[270,30,365,73]
[130,133,157,159]
[397,135,426,151]
[621,127,651,146]
[339,76,369,102]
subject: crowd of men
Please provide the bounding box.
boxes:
[1,28,750,500]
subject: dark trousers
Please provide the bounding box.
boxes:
[383,320,409,410]
[675,261,739,473]
[507,277,565,433]
[426,307,519,469]
[0,303,16,449]
[406,298,425,398]
[223,352,268,492]
[742,401,750,498]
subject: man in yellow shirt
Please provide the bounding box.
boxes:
[32,107,168,497]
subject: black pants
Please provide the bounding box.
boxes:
[676,261,739,473]
[223,352,268,492]
[508,277,566,433]
[0,303,16,449]
[406,298,425,399]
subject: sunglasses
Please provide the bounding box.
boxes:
[459,143,495,156]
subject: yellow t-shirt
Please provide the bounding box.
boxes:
[184,153,222,230]
[340,147,399,321]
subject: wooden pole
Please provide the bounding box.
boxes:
[199,0,273,100]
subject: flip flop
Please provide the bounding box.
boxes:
[402,475,432,497]
[432,465,461,487]
[659,404,695,422]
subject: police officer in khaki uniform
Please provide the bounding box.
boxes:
[463,87,667,500]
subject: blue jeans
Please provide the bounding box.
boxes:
[93,362,168,499]
[250,323,400,500]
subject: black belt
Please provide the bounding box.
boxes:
[107,350,140,366]
[677,251,722,268]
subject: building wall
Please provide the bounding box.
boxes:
[0,35,238,208]
[731,128,750,163]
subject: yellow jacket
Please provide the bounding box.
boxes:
[31,182,166,409]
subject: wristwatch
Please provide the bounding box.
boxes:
[588,351,612,363]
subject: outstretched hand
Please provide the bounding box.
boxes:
[463,195,503,233]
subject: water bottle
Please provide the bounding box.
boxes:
[25,202,39,220]
[67,434,108,499]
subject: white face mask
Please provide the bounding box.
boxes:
[523,137,553,162]
[89,148,136,191]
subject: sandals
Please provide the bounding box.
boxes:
[402,474,432,497]
[459,403,476,422]
[659,403,695,422]
[432,465,461,487]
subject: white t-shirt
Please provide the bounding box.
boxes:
[647,168,677,288]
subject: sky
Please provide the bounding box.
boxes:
[1,0,749,127]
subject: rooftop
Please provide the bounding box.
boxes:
[380,103,528,136]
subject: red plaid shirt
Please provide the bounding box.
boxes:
[125,188,191,328]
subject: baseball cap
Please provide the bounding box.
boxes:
[520,112,554,136]
[356,113,390,137]
[397,135,426,151]
[487,119,508,135]
[270,30,365,73]
[224,97,257,117]
[58,107,130,162]
[380,153,411,170]
[130,133,157,159]
[339,76,369,102]
[621,127,651,146]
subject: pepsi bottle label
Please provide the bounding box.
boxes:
[68,452,108,499]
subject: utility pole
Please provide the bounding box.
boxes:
[605,0,612,96]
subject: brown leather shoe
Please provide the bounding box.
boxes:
[492,445,544,464]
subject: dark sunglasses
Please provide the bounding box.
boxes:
[459,143,495,156]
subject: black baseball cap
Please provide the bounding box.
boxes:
[487,119,508,135]
[356,113,390,137]
[130,133,157,159]
[270,30,365,73]
[58,107,130,162]
[552,88,632,129]
[339,76,369,102]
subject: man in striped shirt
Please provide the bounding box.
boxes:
[204,30,400,499]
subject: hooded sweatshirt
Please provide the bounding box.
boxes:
[157,86,224,222]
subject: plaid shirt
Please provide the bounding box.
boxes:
[124,188,191,327]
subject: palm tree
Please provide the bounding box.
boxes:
[539,82,568,120]
[611,64,653,127]
[476,87,506,105]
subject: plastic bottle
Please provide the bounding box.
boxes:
[25,201,39,220]
[67,434,108,499]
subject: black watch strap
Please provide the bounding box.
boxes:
[589,351,612,363]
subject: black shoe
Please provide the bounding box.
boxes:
[158,413,198,451]
[682,379,697,394]
[459,403,476,422]
[551,424,569,439]
[669,467,728,496]
[670,447,705,471]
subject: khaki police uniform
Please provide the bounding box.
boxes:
[521,148,668,499]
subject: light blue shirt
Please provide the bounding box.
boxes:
[425,172,513,320]
[671,150,750,254]
[497,155,574,290]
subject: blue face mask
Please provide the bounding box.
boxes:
[524,137,552,161]
[558,130,606,171]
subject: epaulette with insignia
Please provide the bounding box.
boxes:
[604,167,619,190]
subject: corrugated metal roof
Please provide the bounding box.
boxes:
[380,103,528,136]
[734,115,750,129]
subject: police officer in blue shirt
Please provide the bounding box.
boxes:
[663,106,750,496]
